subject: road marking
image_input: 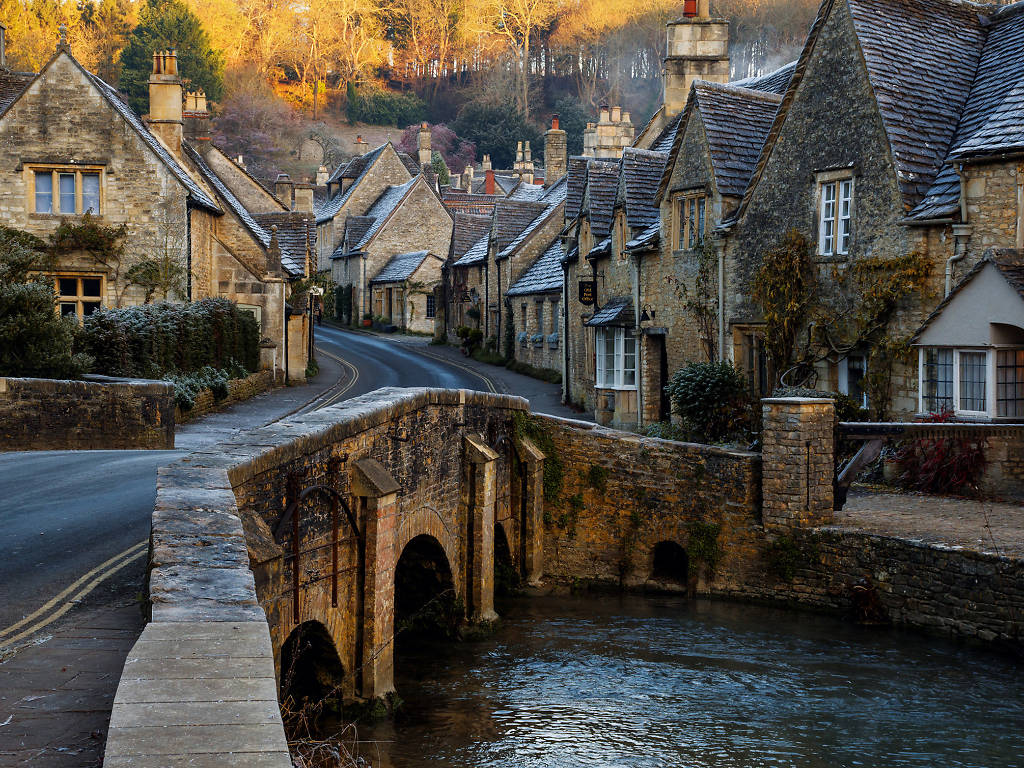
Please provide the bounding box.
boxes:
[0,540,147,646]
[312,347,361,410]
[411,347,498,393]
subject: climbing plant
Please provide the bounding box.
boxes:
[512,412,563,503]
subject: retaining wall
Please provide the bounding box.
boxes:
[175,369,277,423]
[0,375,175,450]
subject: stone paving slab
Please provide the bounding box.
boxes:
[104,751,294,767]
[111,674,279,704]
[104,723,289,756]
[109,700,282,728]
[840,488,1024,558]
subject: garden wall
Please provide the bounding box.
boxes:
[0,375,174,450]
[175,369,278,423]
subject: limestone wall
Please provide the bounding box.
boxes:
[175,369,277,423]
[0,375,174,450]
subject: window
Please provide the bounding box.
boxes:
[549,300,559,333]
[959,351,987,413]
[55,275,103,319]
[837,355,867,408]
[535,302,544,333]
[237,304,262,332]
[32,168,103,215]
[675,194,706,249]
[922,348,953,412]
[818,179,853,256]
[595,327,637,389]
[425,294,436,319]
[996,349,1024,417]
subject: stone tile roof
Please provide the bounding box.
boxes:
[565,157,589,222]
[355,176,420,249]
[694,82,783,199]
[252,212,314,276]
[585,295,634,326]
[506,239,564,296]
[453,233,490,266]
[730,60,797,95]
[847,0,989,212]
[911,248,1024,341]
[497,178,567,260]
[510,182,545,200]
[344,216,375,250]
[450,213,492,261]
[492,199,548,252]
[620,148,668,231]
[370,250,430,284]
[0,69,32,115]
[441,191,499,215]
[317,144,388,223]
[625,222,660,253]
[397,152,422,175]
[649,110,685,154]
[584,160,622,241]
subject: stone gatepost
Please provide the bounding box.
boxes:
[514,436,545,585]
[351,458,401,700]
[464,434,499,622]
[761,397,836,533]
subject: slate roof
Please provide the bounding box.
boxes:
[0,69,32,115]
[625,222,660,253]
[911,249,1024,341]
[620,148,668,231]
[730,60,798,96]
[492,200,548,252]
[585,295,634,327]
[355,176,420,249]
[370,250,431,284]
[253,212,314,276]
[441,191,499,215]
[450,213,493,261]
[584,161,622,240]
[565,157,589,222]
[317,144,388,223]
[847,0,989,212]
[343,216,375,252]
[453,233,490,266]
[648,110,685,154]
[694,82,783,199]
[506,239,564,296]
[510,182,545,200]
[497,177,567,260]
[397,152,422,175]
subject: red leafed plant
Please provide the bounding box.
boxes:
[895,408,987,495]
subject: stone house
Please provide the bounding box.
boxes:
[444,212,492,330]
[367,250,445,334]
[331,174,453,323]
[506,240,564,374]
[706,0,1024,416]
[0,33,313,380]
[314,142,419,274]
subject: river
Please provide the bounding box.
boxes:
[341,595,1023,768]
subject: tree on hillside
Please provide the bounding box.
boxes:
[397,123,476,176]
[552,96,587,156]
[485,0,562,119]
[78,0,136,83]
[453,102,541,169]
[119,0,224,115]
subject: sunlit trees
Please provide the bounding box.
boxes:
[485,0,562,118]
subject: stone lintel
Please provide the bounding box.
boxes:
[514,434,545,464]
[464,433,499,463]
[351,457,401,497]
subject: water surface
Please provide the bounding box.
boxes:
[346,595,1023,768]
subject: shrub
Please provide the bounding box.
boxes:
[0,231,92,379]
[165,364,240,410]
[346,84,425,127]
[78,298,259,378]
[665,361,751,443]
[643,422,689,442]
[895,408,987,495]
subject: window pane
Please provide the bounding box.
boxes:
[35,172,53,213]
[425,294,436,318]
[82,278,101,297]
[697,197,705,242]
[820,182,836,254]
[959,351,987,412]
[688,199,697,248]
[677,200,685,247]
[923,348,953,412]
[59,302,77,317]
[839,180,853,253]
[82,173,100,213]
[82,301,101,316]
[58,277,78,297]
[59,173,76,213]
[997,349,1024,417]
[622,329,636,387]
[603,330,616,387]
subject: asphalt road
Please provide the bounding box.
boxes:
[0,326,489,634]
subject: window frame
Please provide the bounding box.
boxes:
[425,293,436,319]
[54,273,105,320]
[28,165,105,216]
[672,192,707,250]
[837,354,868,408]
[915,346,1024,419]
[594,326,638,391]
[816,172,854,257]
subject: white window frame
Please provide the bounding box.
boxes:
[237,303,263,332]
[818,177,853,256]
[837,354,868,408]
[595,327,637,390]
[917,347,1005,418]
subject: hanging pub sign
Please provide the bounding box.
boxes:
[578,280,596,306]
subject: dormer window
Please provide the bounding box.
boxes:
[818,177,853,256]
[672,193,706,250]
[31,166,103,215]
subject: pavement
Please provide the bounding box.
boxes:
[0,324,576,766]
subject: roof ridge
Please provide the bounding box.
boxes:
[694,80,785,103]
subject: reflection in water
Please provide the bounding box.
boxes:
[339,595,1024,768]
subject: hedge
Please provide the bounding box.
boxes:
[78,298,259,378]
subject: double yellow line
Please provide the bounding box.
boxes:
[311,346,361,410]
[0,540,147,649]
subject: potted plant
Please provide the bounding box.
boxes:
[361,312,373,328]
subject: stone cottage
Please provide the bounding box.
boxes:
[367,250,445,334]
[0,32,313,380]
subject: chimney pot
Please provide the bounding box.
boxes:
[485,168,495,195]
[551,113,560,130]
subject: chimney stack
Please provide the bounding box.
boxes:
[316,165,329,186]
[485,168,495,195]
[148,49,183,153]
[293,183,314,213]
[583,105,633,160]
[663,0,729,116]
[353,135,369,155]
[544,113,567,186]
[183,90,211,153]
[275,173,295,209]
[463,165,474,190]
[418,122,432,167]
[482,154,492,171]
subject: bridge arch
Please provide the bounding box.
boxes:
[394,533,460,645]
[650,540,689,586]
[279,620,346,713]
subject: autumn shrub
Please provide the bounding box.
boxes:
[665,361,751,443]
[895,408,987,495]
[79,298,259,378]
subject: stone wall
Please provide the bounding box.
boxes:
[535,414,764,592]
[511,292,562,373]
[0,375,174,450]
[175,369,277,423]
